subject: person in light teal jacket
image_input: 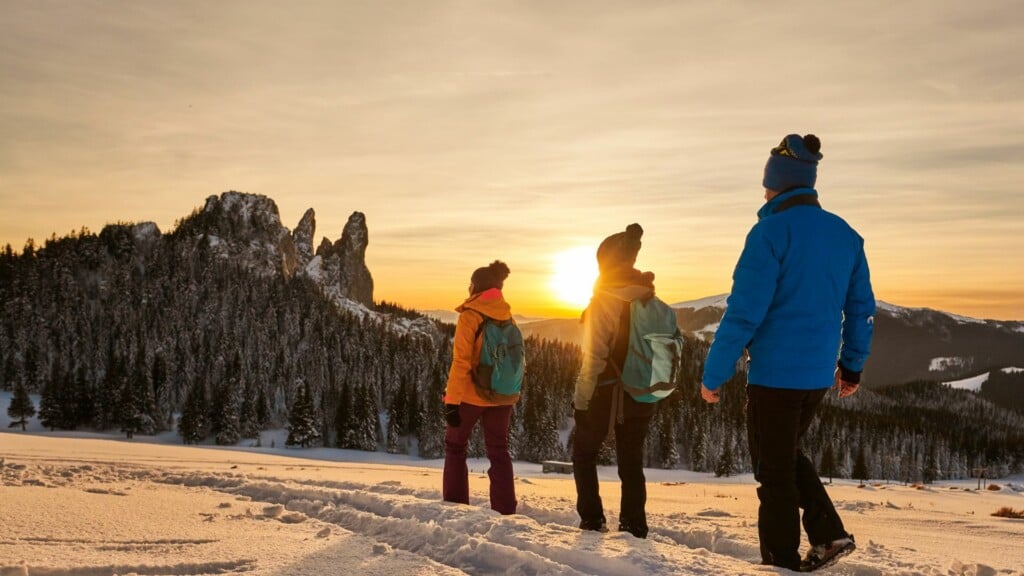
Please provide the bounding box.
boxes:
[701,134,875,572]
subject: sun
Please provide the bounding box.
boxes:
[550,247,599,309]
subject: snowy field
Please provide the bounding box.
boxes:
[2,430,1023,576]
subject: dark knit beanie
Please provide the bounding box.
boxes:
[471,260,510,293]
[596,223,643,272]
[762,134,823,192]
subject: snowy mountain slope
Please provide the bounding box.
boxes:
[3,433,1023,576]
[419,310,546,326]
[520,294,1024,388]
[943,367,1024,392]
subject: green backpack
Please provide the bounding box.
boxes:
[616,296,684,403]
[472,314,525,398]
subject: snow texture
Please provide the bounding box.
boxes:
[930,357,969,372]
[2,430,1023,576]
[943,373,991,392]
[876,301,988,325]
[671,294,729,311]
[943,367,1024,391]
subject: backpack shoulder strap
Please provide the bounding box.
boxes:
[466,309,489,341]
[606,298,632,376]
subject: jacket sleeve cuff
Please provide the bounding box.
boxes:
[837,361,861,384]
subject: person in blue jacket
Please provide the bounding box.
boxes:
[701,133,875,572]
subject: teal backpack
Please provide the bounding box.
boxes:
[472,314,525,398]
[615,296,684,403]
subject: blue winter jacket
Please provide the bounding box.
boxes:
[702,188,875,391]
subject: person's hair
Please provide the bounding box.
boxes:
[471,260,510,293]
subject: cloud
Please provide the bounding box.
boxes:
[1,0,1022,318]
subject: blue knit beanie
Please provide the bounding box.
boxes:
[762,134,822,192]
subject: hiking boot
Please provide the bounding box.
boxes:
[618,522,648,539]
[579,517,609,533]
[800,534,856,572]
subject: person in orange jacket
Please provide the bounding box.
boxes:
[442,260,520,515]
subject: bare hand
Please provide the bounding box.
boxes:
[834,369,859,398]
[701,383,720,404]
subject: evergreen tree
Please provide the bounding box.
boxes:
[715,435,735,478]
[38,376,63,431]
[386,383,408,454]
[348,384,379,451]
[853,444,869,482]
[73,367,95,429]
[334,380,354,448]
[656,410,680,469]
[150,353,169,424]
[7,380,36,431]
[239,380,259,439]
[923,444,939,484]
[125,346,157,436]
[417,375,447,459]
[255,386,270,431]
[386,410,404,454]
[215,377,242,445]
[117,376,143,439]
[286,381,320,448]
[820,442,837,483]
[178,381,208,444]
[96,350,122,431]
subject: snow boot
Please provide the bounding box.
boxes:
[800,534,856,572]
[618,521,648,539]
[579,516,609,533]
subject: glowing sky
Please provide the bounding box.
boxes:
[2,1,1022,319]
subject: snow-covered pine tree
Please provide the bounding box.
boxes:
[286,381,320,448]
[416,371,447,458]
[820,442,837,482]
[334,380,353,449]
[117,374,143,439]
[37,371,63,431]
[96,345,123,431]
[239,379,259,439]
[655,407,680,469]
[715,432,735,478]
[853,443,869,483]
[73,366,95,430]
[349,384,379,451]
[178,380,208,444]
[386,379,408,454]
[7,380,36,431]
[215,376,242,445]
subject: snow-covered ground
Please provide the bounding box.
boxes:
[943,367,1024,391]
[2,430,1023,576]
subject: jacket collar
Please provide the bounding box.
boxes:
[757,187,819,220]
[456,288,512,320]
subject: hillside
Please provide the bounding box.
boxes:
[520,295,1024,389]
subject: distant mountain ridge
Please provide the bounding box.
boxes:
[418,310,545,326]
[518,294,1024,388]
[2,191,1022,480]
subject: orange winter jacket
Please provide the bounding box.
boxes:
[444,288,520,407]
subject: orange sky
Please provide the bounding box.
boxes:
[1,1,1022,320]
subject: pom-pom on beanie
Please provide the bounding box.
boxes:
[763,134,823,192]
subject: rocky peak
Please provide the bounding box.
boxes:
[195,191,297,277]
[293,209,316,268]
[202,192,285,238]
[312,211,374,308]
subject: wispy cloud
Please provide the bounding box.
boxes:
[1,0,1022,318]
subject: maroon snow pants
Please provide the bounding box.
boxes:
[443,403,517,515]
